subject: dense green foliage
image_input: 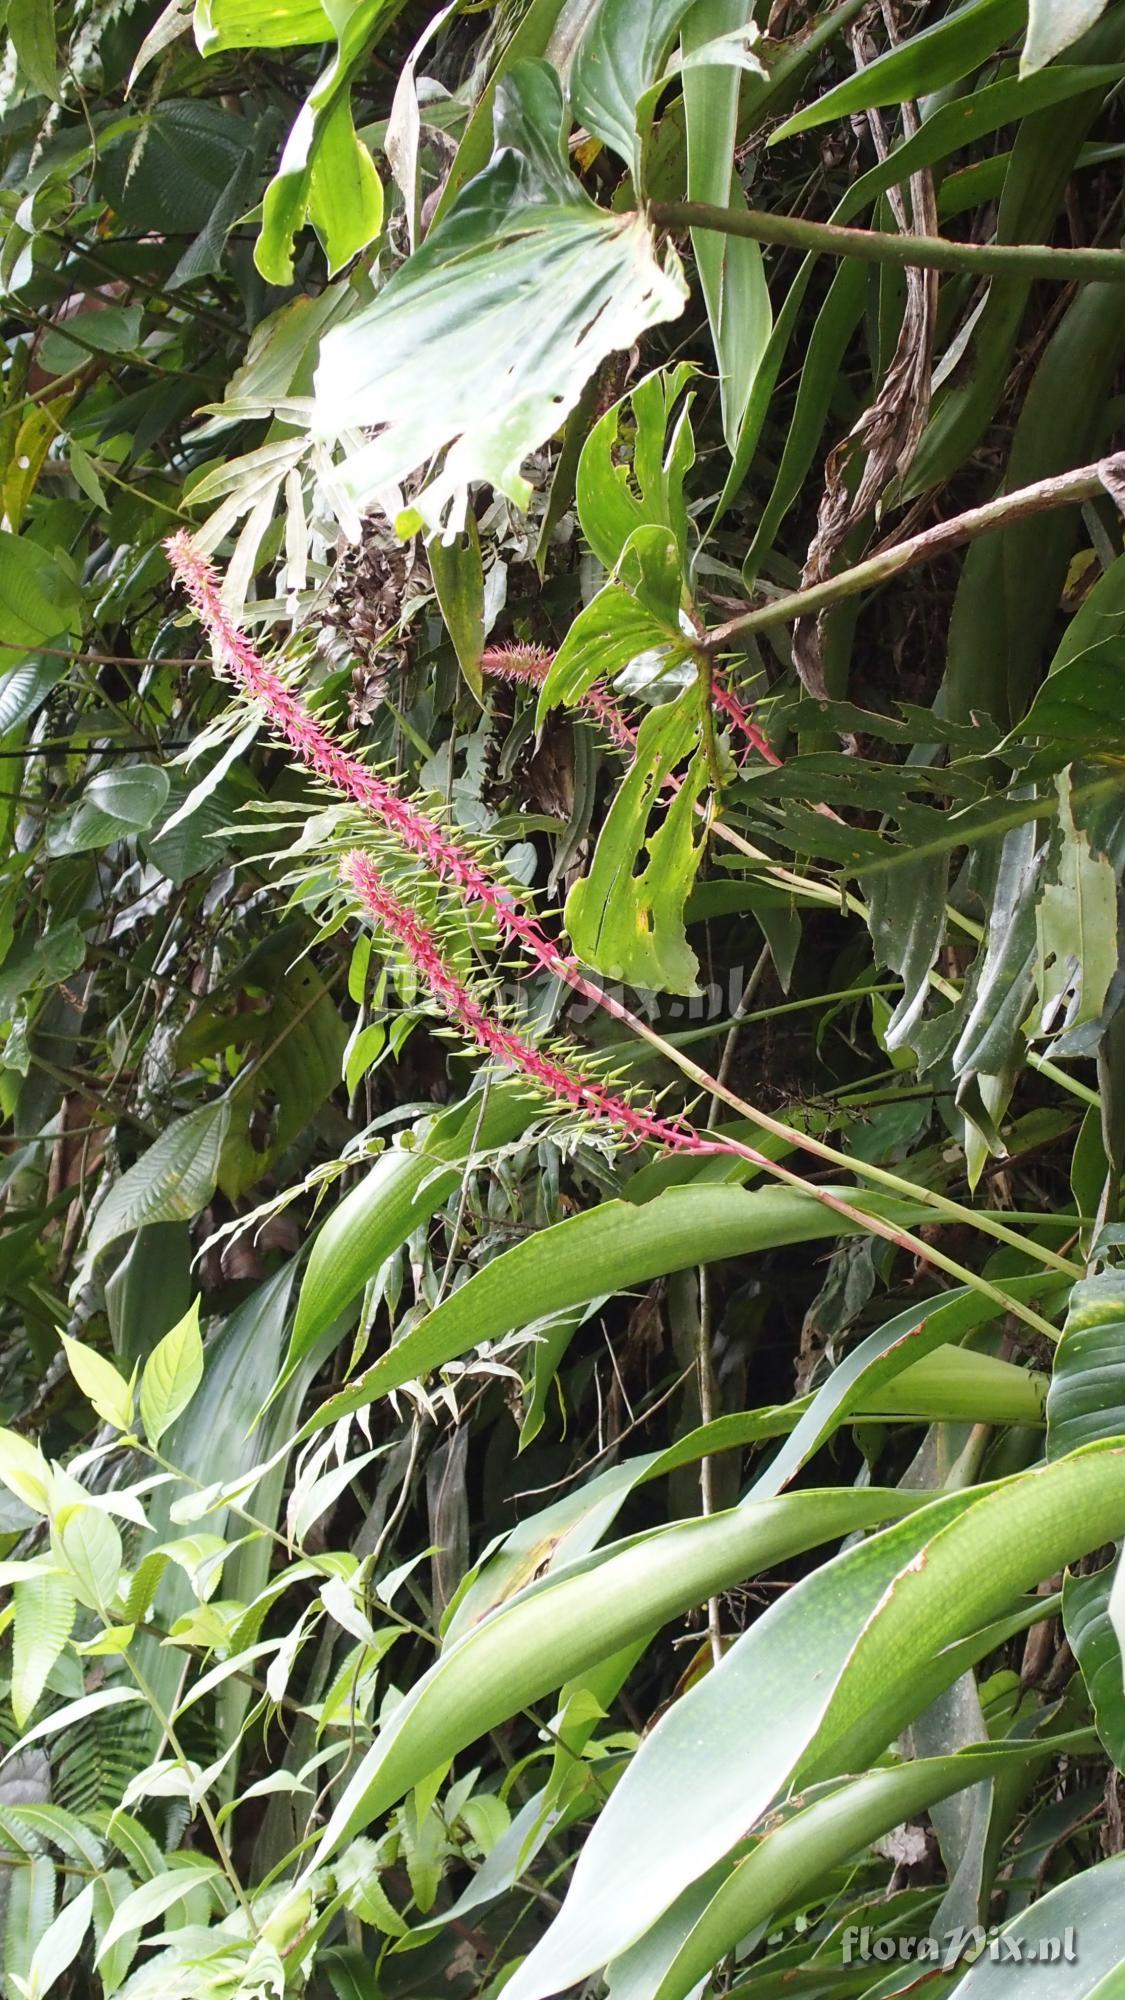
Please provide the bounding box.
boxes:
[1,0,1125,1995]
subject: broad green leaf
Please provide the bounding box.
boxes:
[772,0,1027,141]
[140,1299,204,1447]
[1047,1270,1125,1457]
[0,533,78,650]
[681,0,770,452]
[296,1183,935,1439]
[565,691,708,994]
[311,64,687,535]
[1023,1,1111,73]
[1010,639,1125,768]
[258,61,385,284]
[1034,768,1117,1038]
[12,1575,76,1730]
[98,99,255,236]
[432,0,574,218]
[0,921,85,1024]
[1049,549,1125,677]
[576,365,696,574]
[0,658,65,735]
[947,1852,1125,1995]
[36,307,143,377]
[286,1083,540,1377]
[1062,1559,1125,1771]
[507,1445,1125,1995]
[88,1104,231,1259]
[59,1337,133,1433]
[48,766,171,857]
[309,1484,927,1869]
[194,0,334,54]
[67,440,108,510]
[539,523,692,719]
[8,0,59,100]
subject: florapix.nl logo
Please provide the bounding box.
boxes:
[841,1926,1078,1971]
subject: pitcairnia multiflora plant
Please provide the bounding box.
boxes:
[1,0,1125,1996]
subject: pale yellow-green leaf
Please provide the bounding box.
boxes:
[74,1623,135,1657]
[60,1336,133,1433]
[140,1298,204,1446]
[0,1427,51,1514]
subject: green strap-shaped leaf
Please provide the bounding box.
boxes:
[1047,1269,1125,1456]
[771,0,1027,141]
[285,1082,541,1380]
[307,1484,929,1870]
[611,1732,1094,2000]
[681,0,771,452]
[295,1182,936,1440]
[948,1851,1125,1996]
[506,1444,1125,1997]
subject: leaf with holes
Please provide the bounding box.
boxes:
[566,690,708,995]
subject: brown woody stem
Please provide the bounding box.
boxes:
[704,455,1125,650]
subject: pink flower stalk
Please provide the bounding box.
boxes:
[481,643,636,752]
[167,535,793,1094]
[168,532,574,978]
[712,678,782,769]
[343,852,713,1158]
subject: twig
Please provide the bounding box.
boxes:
[650,200,1125,285]
[704,454,1125,648]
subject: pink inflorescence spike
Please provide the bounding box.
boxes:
[712,678,782,768]
[167,533,757,1079]
[481,643,636,752]
[168,533,576,978]
[342,852,712,1158]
